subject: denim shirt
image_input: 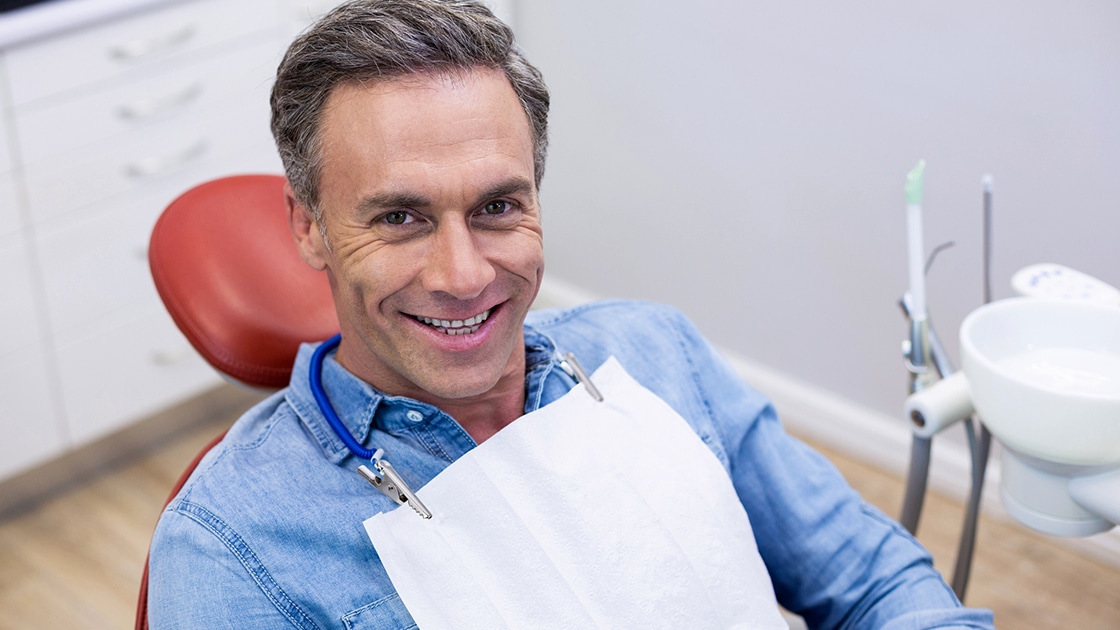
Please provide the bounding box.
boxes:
[148,300,994,629]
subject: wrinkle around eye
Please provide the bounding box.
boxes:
[330,230,413,268]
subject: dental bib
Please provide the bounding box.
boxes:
[363,357,785,629]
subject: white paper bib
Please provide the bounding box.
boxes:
[364,357,785,629]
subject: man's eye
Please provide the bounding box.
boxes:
[382,210,411,225]
[482,200,510,215]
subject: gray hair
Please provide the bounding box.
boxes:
[270,0,550,220]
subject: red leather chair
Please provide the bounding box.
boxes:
[136,174,338,629]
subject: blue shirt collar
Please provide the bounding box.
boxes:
[286,324,567,465]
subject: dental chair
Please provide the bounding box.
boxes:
[135,174,338,629]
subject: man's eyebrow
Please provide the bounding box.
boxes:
[475,177,535,204]
[357,192,432,214]
[355,178,535,214]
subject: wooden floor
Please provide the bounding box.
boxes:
[1,385,1118,629]
[807,439,1120,629]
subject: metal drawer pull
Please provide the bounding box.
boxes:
[109,24,196,61]
[118,83,203,121]
[125,139,208,179]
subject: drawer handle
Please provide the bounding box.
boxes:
[108,24,196,62]
[118,83,203,121]
[125,139,209,179]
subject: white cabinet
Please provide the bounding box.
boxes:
[0,239,64,480]
[56,305,219,444]
[0,0,290,478]
[20,37,279,225]
[0,59,62,480]
[0,239,41,358]
[0,342,62,480]
[4,0,279,108]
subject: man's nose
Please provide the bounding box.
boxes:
[420,220,496,299]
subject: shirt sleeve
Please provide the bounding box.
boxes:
[147,506,318,630]
[666,308,995,629]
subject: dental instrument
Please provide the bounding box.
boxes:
[952,176,994,598]
[898,166,1120,602]
[900,160,935,535]
[899,290,989,599]
[900,172,996,600]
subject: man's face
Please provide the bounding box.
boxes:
[289,68,544,406]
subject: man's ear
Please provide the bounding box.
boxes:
[286,181,329,271]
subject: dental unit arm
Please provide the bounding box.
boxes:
[898,166,1120,602]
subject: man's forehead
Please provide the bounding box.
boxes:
[319,68,530,147]
[314,66,536,210]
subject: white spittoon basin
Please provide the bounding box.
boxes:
[961,298,1120,467]
[960,297,1120,536]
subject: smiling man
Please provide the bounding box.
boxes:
[147,1,994,628]
[291,69,544,442]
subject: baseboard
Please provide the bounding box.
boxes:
[535,276,1120,570]
[0,384,264,520]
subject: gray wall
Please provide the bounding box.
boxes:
[517,0,1120,421]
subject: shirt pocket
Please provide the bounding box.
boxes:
[343,592,418,630]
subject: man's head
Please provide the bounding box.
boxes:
[271,0,550,220]
[272,0,550,413]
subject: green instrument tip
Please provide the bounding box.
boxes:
[905,160,926,205]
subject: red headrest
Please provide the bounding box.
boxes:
[149,174,338,389]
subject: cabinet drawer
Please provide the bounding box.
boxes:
[5,0,280,107]
[0,238,44,358]
[22,79,273,225]
[0,172,19,240]
[15,34,279,164]
[55,305,221,445]
[0,346,64,479]
[35,187,166,339]
[33,138,282,338]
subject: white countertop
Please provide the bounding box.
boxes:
[0,0,184,49]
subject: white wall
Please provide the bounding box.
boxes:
[518,0,1120,423]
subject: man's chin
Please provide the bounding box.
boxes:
[414,370,504,401]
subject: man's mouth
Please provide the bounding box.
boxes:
[413,308,492,336]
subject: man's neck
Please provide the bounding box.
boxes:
[407,348,530,444]
[334,331,531,444]
[437,378,526,444]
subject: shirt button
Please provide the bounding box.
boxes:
[406,410,424,423]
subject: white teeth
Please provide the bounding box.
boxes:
[414,308,491,335]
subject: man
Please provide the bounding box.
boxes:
[149,1,994,627]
